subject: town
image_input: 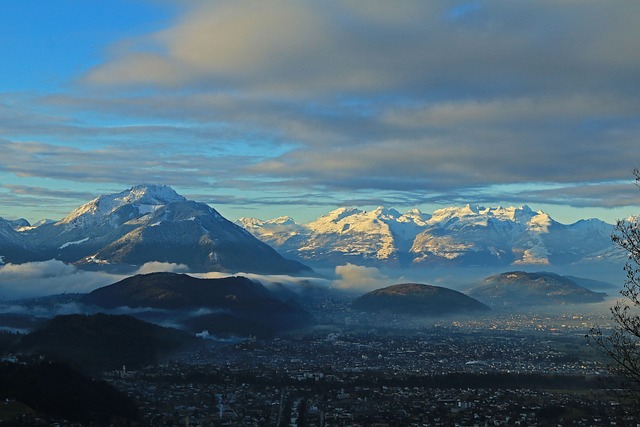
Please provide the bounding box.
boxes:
[103,310,640,426]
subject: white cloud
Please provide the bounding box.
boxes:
[195,270,331,292]
[84,1,640,99]
[332,263,389,293]
[0,260,123,300]
[86,1,411,93]
[136,261,190,275]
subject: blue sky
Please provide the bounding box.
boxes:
[1,0,640,225]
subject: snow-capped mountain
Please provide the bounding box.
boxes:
[59,184,187,231]
[238,204,619,268]
[410,205,613,266]
[10,185,309,274]
[0,218,25,265]
[0,218,22,242]
[0,218,31,264]
[0,190,624,271]
[238,206,432,266]
[7,218,30,230]
[14,218,55,232]
[21,184,191,262]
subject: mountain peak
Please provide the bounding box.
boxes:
[270,216,297,225]
[121,184,186,205]
[463,204,481,214]
[321,207,362,223]
[59,184,186,226]
[29,185,310,274]
[371,206,401,218]
[429,204,540,223]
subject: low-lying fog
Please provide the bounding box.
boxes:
[0,258,625,334]
[0,257,625,300]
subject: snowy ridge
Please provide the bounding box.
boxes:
[240,204,619,268]
[297,206,431,262]
[427,204,538,227]
[239,216,298,231]
[0,217,30,264]
[0,218,24,243]
[0,189,625,271]
[59,184,186,229]
[59,237,90,249]
[15,218,55,232]
[4,185,308,274]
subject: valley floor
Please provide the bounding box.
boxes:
[104,312,639,426]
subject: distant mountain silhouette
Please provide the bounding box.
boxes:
[563,275,618,291]
[469,271,608,307]
[81,272,314,336]
[353,283,490,317]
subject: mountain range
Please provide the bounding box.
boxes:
[238,205,622,268]
[0,185,626,272]
[0,185,308,274]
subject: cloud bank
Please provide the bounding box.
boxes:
[0,260,123,300]
[135,261,190,275]
[332,263,390,293]
[0,259,331,301]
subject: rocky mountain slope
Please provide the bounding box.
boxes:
[238,205,618,268]
[3,184,309,274]
[0,217,32,264]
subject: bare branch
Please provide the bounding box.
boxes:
[587,169,640,402]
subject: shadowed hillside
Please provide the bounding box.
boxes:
[353,283,490,317]
[19,313,196,373]
[81,272,314,336]
[469,271,607,308]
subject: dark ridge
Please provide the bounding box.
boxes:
[80,272,314,336]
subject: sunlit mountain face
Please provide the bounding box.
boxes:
[0,185,309,275]
[1,190,621,275]
[238,204,619,268]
